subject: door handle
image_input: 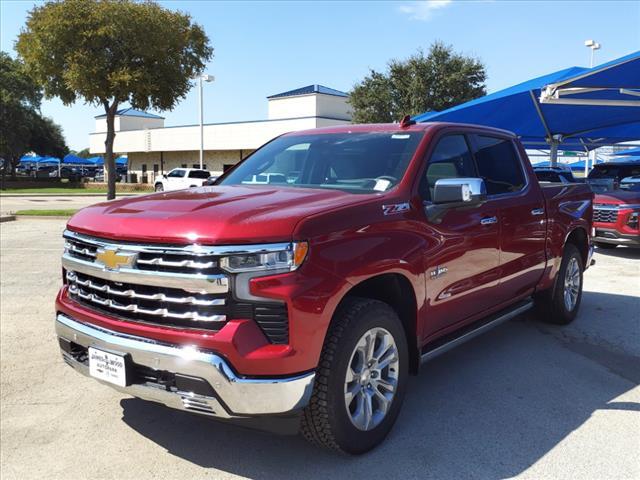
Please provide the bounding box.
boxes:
[531,208,545,216]
[480,216,498,225]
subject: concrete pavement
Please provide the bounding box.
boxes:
[1,218,638,479]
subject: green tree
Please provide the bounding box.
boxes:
[349,42,487,123]
[72,148,91,158]
[0,51,68,178]
[16,0,213,199]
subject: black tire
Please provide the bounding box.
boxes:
[594,242,617,249]
[535,243,584,325]
[300,298,408,454]
[154,183,163,192]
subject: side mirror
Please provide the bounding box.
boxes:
[432,178,487,206]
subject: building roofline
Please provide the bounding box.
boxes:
[267,84,348,99]
[90,115,350,135]
[95,108,165,120]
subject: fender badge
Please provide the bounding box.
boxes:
[430,266,448,279]
[382,202,410,216]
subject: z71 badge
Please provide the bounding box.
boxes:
[382,202,410,215]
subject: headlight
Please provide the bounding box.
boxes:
[220,242,309,273]
[627,211,639,229]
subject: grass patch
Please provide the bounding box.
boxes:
[14,209,79,217]
[0,187,108,194]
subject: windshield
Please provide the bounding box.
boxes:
[218,131,424,194]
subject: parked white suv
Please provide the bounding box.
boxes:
[154,168,211,192]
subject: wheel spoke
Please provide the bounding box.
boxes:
[373,388,390,415]
[344,382,360,406]
[374,376,396,393]
[363,390,373,430]
[376,347,398,371]
[365,332,376,363]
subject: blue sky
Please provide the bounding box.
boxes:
[1,0,639,150]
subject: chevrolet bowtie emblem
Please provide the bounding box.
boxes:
[95,248,137,270]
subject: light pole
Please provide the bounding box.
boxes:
[195,73,214,169]
[584,39,601,68]
[584,40,601,177]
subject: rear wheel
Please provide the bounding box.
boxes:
[535,243,583,325]
[154,183,164,192]
[301,298,408,454]
[594,242,617,249]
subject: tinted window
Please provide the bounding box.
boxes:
[422,135,475,200]
[588,164,640,180]
[188,170,210,179]
[474,136,525,195]
[535,171,563,183]
[219,132,424,194]
[168,169,185,178]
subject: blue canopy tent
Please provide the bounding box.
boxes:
[613,147,640,157]
[414,51,640,167]
[115,156,127,166]
[567,159,604,171]
[62,154,95,165]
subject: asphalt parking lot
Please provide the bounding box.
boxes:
[0,195,132,216]
[1,218,639,480]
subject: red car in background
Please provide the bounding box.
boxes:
[593,189,640,248]
[589,160,640,249]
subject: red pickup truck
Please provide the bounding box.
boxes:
[56,122,593,454]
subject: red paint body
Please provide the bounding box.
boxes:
[57,123,593,376]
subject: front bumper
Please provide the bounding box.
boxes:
[594,228,640,247]
[55,314,315,419]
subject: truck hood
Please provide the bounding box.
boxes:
[594,190,640,206]
[67,185,374,244]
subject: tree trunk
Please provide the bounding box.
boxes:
[103,101,119,200]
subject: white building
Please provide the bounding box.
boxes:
[89,85,352,183]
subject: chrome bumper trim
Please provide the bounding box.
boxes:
[55,314,315,418]
[62,253,229,294]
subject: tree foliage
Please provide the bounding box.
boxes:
[349,42,487,123]
[0,51,68,177]
[16,0,213,198]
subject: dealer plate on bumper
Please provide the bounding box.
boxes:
[88,347,127,387]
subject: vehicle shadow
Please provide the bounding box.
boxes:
[594,246,640,259]
[119,311,639,479]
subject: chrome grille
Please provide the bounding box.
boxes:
[67,271,227,328]
[593,207,618,224]
[61,230,289,342]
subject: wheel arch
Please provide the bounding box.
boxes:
[564,226,589,267]
[335,272,420,375]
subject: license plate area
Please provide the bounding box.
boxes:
[88,347,128,387]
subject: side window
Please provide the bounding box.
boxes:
[168,169,185,178]
[421,135,475,200]
[188,170,210,179]
[473,136,525,195]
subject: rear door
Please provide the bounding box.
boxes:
[187,170,210,187]
[419,134,502,337]
[470,134,547,300]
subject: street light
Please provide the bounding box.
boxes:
[583,40,601,177]
[584,39,601,68]
[195,73,214,170]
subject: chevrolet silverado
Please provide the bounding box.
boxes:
[56,121,594,454]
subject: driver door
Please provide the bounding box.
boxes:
[418,134,502,339]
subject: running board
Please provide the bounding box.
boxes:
[420,299,534,364]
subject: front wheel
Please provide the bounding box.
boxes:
[154,183,164,192]
[535,243,584,325]
[301,298,408,454]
